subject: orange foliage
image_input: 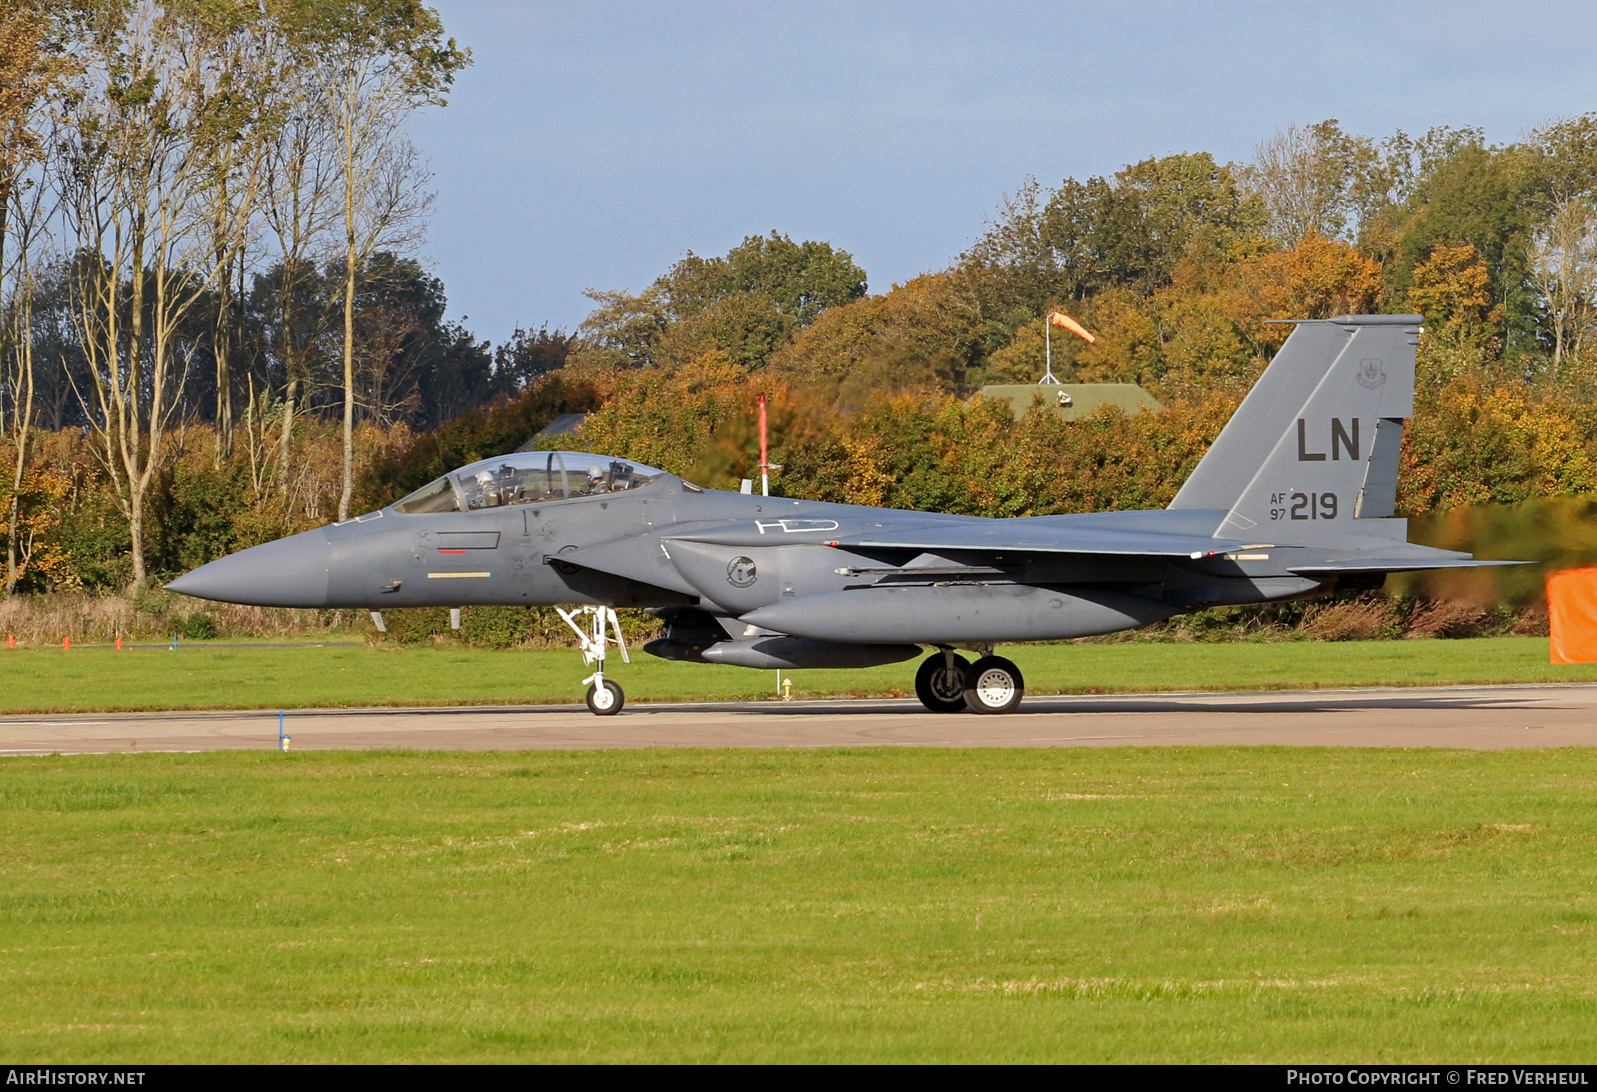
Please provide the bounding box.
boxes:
[1400,377,1597,513]
[1234,232,1384,345]
[1405,242,1499,327]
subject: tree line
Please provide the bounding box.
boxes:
[7,2,1597,600]
[551,120,1597,513]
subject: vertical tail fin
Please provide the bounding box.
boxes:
[1170,321,1354,512]
[1170,315,1421,543]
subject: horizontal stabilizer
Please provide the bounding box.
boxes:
[1287,558,1526,576]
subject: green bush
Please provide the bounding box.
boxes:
[371,605,662,649]
[379,607,453,644]
[175,614,220,641]
[457,606,544,649]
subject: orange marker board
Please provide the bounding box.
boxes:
[1547,567,1597,663]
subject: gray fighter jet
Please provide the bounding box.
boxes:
[169,314,1508,715]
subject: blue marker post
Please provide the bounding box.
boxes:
[171,632,177,651]
[278,710,290,751]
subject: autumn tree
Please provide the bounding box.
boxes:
[1403,241,1501,386]
[959,154,1266,370]
[766,272,982,399]
[1380,135,1537,347]
[1406,242,1496,327]
[1240,231,1384,329]
[572,233,867,375]
[1029,153,1260,300]
[491,323,572,394]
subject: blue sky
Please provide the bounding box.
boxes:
[408,1,1597,344]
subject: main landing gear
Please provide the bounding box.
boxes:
[914,649,1025,714]
[915,650,970,713]
[557,605,629,716]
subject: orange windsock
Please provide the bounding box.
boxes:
[1048,311,1096,343]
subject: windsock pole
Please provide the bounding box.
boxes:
[757,394,783,496]
[1042,311,1096,384]
[759,395,769,497]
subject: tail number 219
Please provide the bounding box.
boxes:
[1270,492,1337,521]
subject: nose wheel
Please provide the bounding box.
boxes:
[557,606,629,716]
[586,679,624,715]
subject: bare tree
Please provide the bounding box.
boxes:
[1529,198,1597,376]
[293,2,466,520]
[52,2,245,589]
[1243,120,1383,245]
[184,11,283,464]
[324,94,434,520]
[1,0,70,595]
[258,56,341,499]
[2,167,53,596]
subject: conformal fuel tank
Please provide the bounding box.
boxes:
[738,584,1174,644]
[644,635,920,670]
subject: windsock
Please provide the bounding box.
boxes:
[1048,312,1096,343]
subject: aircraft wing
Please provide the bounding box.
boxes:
[836,523,1270,560]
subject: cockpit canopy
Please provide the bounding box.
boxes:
[391,451,671,514]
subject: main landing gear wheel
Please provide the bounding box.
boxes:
[586,679,624,716]
[963,655,1024,714]
[915,651,971,713]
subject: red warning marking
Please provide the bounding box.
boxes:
[437,549,467,554]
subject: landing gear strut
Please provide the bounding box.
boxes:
[557,606,629,716]
[915,649,970,713]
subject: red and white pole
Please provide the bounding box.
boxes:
[758,395,769,497]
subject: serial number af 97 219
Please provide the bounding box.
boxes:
[1270,491,1338,520]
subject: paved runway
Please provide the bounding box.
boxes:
[2,684,1596,754]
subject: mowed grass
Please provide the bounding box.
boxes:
[2,747,1596,1062]
[0,636,1593,714]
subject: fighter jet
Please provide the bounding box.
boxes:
[168,314,1508,715]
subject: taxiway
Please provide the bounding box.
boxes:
[1,684,1595,754]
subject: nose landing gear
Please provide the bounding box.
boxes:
[557,606,630,716]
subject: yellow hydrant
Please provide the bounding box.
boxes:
[782,676,793,701]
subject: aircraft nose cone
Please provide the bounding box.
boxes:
[166,528,331,607]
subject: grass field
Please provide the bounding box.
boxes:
[2,747,1595,1062]
[0,636,1592,714]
